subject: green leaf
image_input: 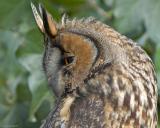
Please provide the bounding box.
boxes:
[158,107,160,128]
[155,47,160,105]
[0,0,31,29]
[19,54,53,121]
[29,86,53,122]
[143,0,160,44]
[35,100,51,121]
[113,0,143,33]
[113,0,160,44]
[155,48,160,72]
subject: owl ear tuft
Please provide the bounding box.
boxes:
[31,2,57,37]
[31,2,45,33]
[39,4,57,37]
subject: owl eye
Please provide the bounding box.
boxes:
[64,56,74,65]
[62,52,75,65]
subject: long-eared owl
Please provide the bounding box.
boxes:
[31,3,157,128]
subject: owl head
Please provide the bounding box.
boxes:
[31,3,127,97]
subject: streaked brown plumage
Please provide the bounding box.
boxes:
[31,3,158,128]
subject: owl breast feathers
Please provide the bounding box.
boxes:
[31,3,158,128]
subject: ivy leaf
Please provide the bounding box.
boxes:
[19,54,53,121]
[113,0,143,33]
[0,0,31,29]
[155,47,160,105]
[113,0,160,44]
[143,0,160,44]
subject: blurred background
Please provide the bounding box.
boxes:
[0,0,159,127]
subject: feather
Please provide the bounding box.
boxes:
[31,2,44,33]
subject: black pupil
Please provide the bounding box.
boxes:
[66,56,74,64]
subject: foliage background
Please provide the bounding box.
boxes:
[0,0,159,127]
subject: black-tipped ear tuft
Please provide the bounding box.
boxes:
[39,4,57,37]
[31,2,45,33]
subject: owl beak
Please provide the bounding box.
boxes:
[31,2,57,37]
